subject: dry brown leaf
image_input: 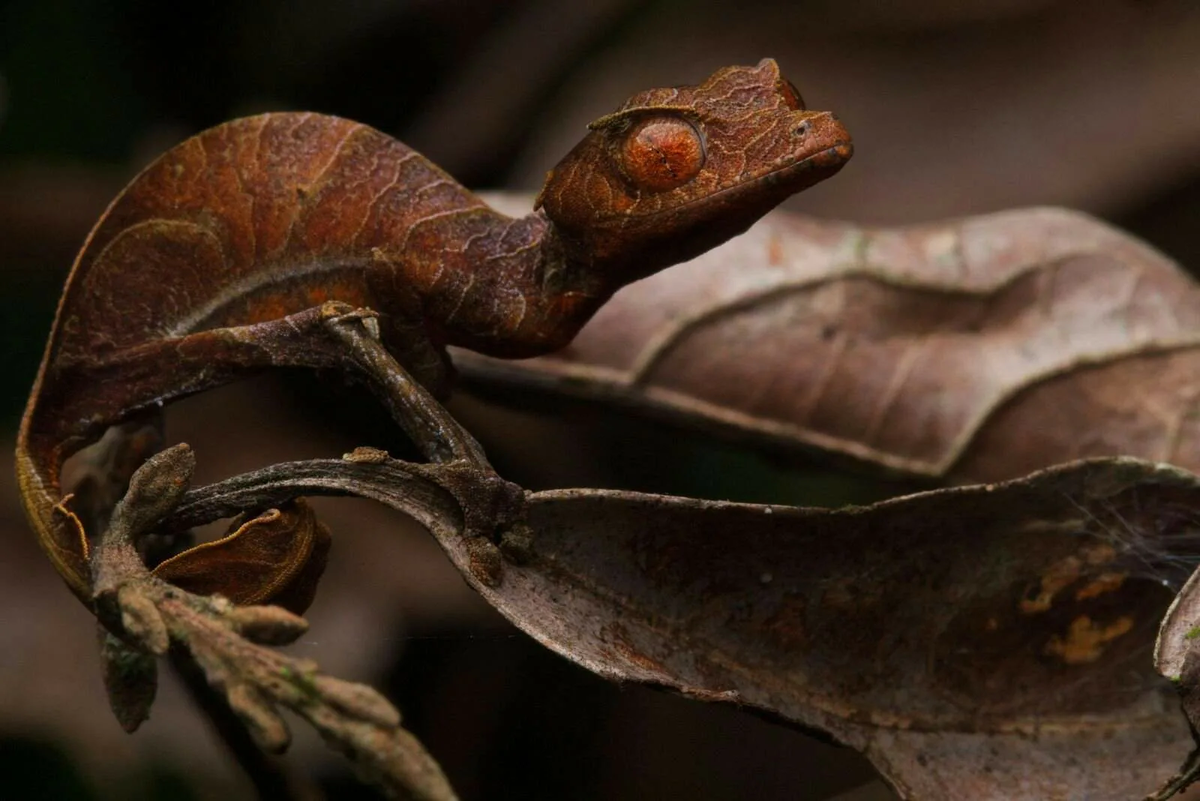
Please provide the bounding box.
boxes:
[462,198,1200,484]
[459,458,1197,799]
[153,499,330,613]
[195,452,1194,798]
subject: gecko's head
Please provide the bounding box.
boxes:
[535,58,852,287]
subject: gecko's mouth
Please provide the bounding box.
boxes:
[757,140,854,187]
[604,141,853,226]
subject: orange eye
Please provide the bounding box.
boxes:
[619,116,705,193]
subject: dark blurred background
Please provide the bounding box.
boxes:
[1,1,1198,799]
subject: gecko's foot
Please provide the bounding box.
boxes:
[318,301,382,336]
[88,444,453,798]
[94,562,309,736]
[96,541,418,770]
[87,443,313,735]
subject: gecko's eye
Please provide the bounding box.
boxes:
[778,78,806,110]
[618,115,705,193]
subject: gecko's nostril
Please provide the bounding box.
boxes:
[793,120,811,137]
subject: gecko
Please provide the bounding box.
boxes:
[16,58,851,602]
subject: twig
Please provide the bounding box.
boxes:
[90,444,460,801]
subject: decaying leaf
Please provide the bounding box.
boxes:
[463,198,1200,484]
[153,499,331,614]
[173,452,1200,799]
[482,458,1199,799]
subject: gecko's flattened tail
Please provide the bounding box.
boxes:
[15,410,91,601]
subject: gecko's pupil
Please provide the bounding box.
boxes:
[619,116,705,193]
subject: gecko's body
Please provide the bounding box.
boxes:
[17,59,851,599]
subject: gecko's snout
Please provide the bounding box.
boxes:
[790,110,852,178]
[804,110,851,152]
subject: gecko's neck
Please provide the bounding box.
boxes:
[397,208,618,360]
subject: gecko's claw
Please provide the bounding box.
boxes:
[319,301,382,340]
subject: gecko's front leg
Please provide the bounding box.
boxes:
[316,302,489,468]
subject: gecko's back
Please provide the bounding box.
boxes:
[47,113,489,369]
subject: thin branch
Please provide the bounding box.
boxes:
[90,444,461,801]
[165,453,525,543]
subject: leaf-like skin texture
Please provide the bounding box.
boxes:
[463,198,1200,484]
[460,458,1197,799]
[19,62,853,601]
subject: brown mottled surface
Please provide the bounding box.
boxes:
[213,433,1198,799]
[483,460,1198,800]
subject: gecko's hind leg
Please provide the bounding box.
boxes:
[28,300,504,607]
[45,301,487,482]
